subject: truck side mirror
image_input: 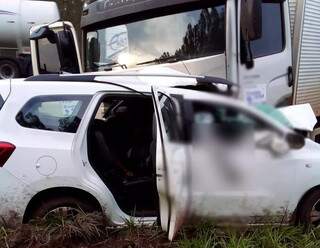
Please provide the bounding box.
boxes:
[30,22,82,75]
[240,0,262,68]
[56,29,80,73]
[241,0,262,41]
[30,26,56,44]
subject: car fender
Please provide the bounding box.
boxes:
[24,176,131,225]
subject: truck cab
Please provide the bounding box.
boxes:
[30,0,292,107]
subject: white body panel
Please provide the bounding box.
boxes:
[1,74,320,240]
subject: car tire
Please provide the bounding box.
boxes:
[28,196,100,221]
[0,60,20,79]
[298,190,320,226]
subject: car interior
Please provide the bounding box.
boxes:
[87,94,159,217]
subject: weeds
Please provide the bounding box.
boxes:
[2,214,320,248]
[0,211,108,248]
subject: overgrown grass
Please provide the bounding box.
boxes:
[176,222,320,248]
[2,213,320,248]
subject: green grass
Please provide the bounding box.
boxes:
[2,214,320,248]
[176,223,320,248]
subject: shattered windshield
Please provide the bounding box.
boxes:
[85,2,226,71]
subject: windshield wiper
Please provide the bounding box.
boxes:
[93,62,127,71]
[136,54,185,66]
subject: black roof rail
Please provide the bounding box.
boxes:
[25,74,96,82]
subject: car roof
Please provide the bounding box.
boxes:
[17,69,237,97]
[7,74,293,134]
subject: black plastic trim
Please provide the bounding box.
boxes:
[25,74,96,82]
[0,95,4,110]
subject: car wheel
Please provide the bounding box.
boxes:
[0,60,20,79]
[298,190,320,226]
[28,196,100,221]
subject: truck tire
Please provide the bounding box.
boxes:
[27,196,101,221]
[0,60,20,79]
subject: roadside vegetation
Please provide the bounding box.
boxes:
[1,212,320,248]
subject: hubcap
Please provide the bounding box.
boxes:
[45,206,81,219]
[0,64,15,79]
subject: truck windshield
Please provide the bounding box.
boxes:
[85,2,226,72]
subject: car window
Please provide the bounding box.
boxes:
[158,93,182,141]
[192,102,268,142]
[16,95,92,133]
[240,1,284,62]
[251,1,284,58]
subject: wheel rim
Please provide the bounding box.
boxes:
[45,206,81,219]
[0,64,15,79]
[310,199,320,224]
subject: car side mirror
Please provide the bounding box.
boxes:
[286,133,305,150]
[257,132,299,156]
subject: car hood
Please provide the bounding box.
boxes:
[278,104,317,132]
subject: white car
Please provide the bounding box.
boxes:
[0,73,319,240]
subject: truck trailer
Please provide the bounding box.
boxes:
[28,0,320,139]
[0,0,59,79]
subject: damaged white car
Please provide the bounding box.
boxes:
[0,73,319,240]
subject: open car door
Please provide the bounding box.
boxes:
[152,86,300,240]
[151,87,191,240]
[30,21,82,75]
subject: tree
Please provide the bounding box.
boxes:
[45,0,85,36]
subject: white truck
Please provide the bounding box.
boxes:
[28,0,320,139]
[0,0,59,79]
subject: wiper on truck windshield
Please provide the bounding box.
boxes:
[93,61,127,71]
[136,54,185,66]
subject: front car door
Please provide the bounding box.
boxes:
[30,21,82,75]
[185,96,296,223]
[153,87,298,239]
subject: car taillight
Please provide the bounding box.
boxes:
[0,142,15,167]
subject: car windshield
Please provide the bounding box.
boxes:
[85,2,226,71]
[255,104,292,128]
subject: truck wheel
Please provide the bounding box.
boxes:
[298,190,320,226]
[0,60,20,79]
[27,196,101,221]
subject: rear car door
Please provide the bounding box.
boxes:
[151,87,190,241]
[30,21,82,75]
